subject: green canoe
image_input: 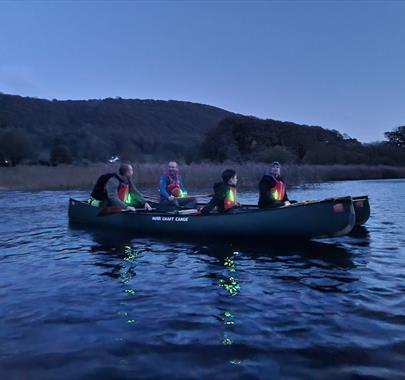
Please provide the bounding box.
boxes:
[68,196,355,240]
[352,195,370,226]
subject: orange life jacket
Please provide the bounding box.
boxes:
[270,177,285,201]
[224,186,238,210]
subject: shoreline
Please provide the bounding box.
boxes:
[1,163,405,192]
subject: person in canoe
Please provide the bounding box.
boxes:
[258,161,291,209]
[88,163,152,212]
[159,161,196,210]
[200,169,240,214]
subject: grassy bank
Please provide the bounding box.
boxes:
[1,163,405,192]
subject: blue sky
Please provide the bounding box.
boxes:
[0,0,404,142]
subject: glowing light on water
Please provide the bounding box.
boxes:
[222,338,233,345]
[118,245,141,333]
[219,251,242,366]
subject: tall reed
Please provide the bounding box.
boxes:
[1,163,405,191]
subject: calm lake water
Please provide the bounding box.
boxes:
[1,179,404,379]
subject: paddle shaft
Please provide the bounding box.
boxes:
[97,206,157,217]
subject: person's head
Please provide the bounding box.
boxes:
[270,161,281,178]
[222,169,237,186]
[119,163,133,178]
[168,161,179,176]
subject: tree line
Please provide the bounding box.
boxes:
[0,94,404,166]
[200,117,405,166]
[0,93,231,165]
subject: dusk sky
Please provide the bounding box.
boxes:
[0,0,404,142]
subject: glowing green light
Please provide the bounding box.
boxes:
[125,193,132,204]
[224,311,233,318]
[219,278,240,296]
[124,254,137,262]
[222,338,233,345]
[127,319,135,324]
[179,189,187,198]
[272,190,279,200]
[123,246,139,262]
[224,258,237,272]
[228,189,235,202]
[125,289,136,295]
[224,258,233,266]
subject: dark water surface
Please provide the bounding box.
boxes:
[1,180,405,379]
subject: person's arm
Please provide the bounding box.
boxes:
[159,176,171,200]
[281,179,289,203]
[259,179,271,204]
[106,177,127,209]
[201,197,218,214]
[283,189,289,202]
[128,186,146,207]
[201,186,226,214]
[260,177,277,204]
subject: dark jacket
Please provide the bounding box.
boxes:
[201,181,237,214]
[258,175,288,209]
[105,176,146,209]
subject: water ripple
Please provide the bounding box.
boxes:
[0,182,404,378]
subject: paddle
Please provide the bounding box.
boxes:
[184,194,213,198]
[170,209,200,215]
[97,206,155,217]
[143,194,213,203]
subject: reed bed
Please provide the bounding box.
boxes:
[1,163,405,191]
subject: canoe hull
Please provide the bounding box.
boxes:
[352,196,370,225]
[68,197,356,240]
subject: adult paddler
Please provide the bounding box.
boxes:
[258,161,291,209]
[88,163,152,211]
[159,161,196,210]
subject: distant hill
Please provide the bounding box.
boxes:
[0,93,403,166]
[0,93,235,163]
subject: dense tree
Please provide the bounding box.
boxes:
[250,146,298,164]
[0,128,38,165]
[1,93,404,166]
[200,117,405,166]
[385,126,405,149]
[0,93,233,164]
[50,145,73,165]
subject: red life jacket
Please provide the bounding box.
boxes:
[117,182,129,202]
[224,186,238,211]
[270,177,285,201]
[165,173,182,197]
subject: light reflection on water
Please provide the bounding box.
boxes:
[0,180,404,379]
